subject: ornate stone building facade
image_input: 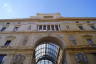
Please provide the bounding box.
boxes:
[0,13,96,64]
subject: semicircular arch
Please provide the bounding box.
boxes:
[34,36,64,49]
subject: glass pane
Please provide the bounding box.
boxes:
[78,26,84,30]
[1,27,6,32]
[37,60,53,64]
[90,25,96,30]
[0,54,6,63]
[4,40,11,46]
[51,25,54,30]
[47,25,50,30]
[55,25,59,31]
[43,25,46,30]
[35,43,59,64]
[39,25,42,30]
[75,53,88,64]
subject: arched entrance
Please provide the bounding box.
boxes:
[34,36,64,64]
[34,36,63,49]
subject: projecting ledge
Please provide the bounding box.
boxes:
[0,46,34,54]
[0,46,34,50]
[64,45,96,53]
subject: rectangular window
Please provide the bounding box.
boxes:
[78,26,84,30]
[47,25,50,30]
[39,25,42,30]
[55,25,59,31]
[1,23,10,32]
[5,23,10,28]
[43,25,46,30]
[51,25,54,30]
[38,24,60,31]
[1,27,6,32]
[13,26,19,31]
[0,54,6,64]
[4,40,11,46]
[90,25,96,30]
[75,53,88,64]
[86,39,93,45]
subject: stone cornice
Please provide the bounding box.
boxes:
[0,17,96,22]
[0,46,34,54]
[0,31,96,34]
[65,45,96,53]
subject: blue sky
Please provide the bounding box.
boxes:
[0,0,96,19]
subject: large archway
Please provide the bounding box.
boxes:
[34,36,64,64]
[34,36,64,49]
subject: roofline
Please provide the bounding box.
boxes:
[0,17,96,22]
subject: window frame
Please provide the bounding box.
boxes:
[35,43,60,64]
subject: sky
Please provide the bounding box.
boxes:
[0,0,96,19]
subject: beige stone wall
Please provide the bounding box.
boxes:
[0,14,96,64]
[0,21,96,32]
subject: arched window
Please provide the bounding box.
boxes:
[35,43,60,64]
